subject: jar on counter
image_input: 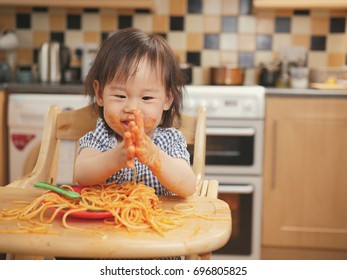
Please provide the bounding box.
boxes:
[290,67,309,89]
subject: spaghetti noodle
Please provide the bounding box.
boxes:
[0,181,188,236]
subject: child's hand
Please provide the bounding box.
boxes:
[129,110,161,172]
[123,131,135,168]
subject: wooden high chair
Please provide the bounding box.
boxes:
[5,103,220,260]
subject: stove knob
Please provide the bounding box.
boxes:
[210,99,220,110]
[198,100,207,109]
[242,100,254,112]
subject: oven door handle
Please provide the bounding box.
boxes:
[206,127,255,136]
[218,184,254,194]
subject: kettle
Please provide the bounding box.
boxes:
[38,41,70,83]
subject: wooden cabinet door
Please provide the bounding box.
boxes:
[263,96,347,250]
[254,0,347,9]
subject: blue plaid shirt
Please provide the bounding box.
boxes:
[79,118,190,196]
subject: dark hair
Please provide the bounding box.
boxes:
[84,28,185,128]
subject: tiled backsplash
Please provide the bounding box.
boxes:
[0,0,346,84]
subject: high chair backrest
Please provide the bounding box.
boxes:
[7,103,206,194]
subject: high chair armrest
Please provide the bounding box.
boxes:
[196,179,219,199]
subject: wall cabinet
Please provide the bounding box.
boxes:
[262,96,347,255]
[0,0,156,10]
[254,0,347,9]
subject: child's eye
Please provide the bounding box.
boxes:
[115,95,126,99]
[142,96,154,101]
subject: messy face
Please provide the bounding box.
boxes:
[93,58,173,139]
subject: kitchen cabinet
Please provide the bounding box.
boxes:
[262,96,347,258]
[254,0,347,9]
[0,0,156,10]
[0,90,7,186]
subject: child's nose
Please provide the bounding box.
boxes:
[124,100,137,112]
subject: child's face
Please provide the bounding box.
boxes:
[94,58,173,138]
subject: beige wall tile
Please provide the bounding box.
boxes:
[255,51,276,66]
[192,67,211,85]
[311,17,329,35]
[327,35,346,53]
[154,0,169,15]
[204,16,221,33]
[152,15,168,33]
[203,0,222,15]
[65,31,84,48]
[238,34,256,51]
[82,13,100,32]
[220,33,238,50]
[272,34,292,52]
[256,16,274,34]
[170,0,186,15]
[292,16,311,34]
[327,53,345,67]
[220,51,238,66]
[32,13,49,31]
[16,30,33,48]
[221,0,239,15]
[307,52,327,68]
[201,50,220,66]
[187,33,203,51]
[167,32,186,50]
[238,16,256,33]
[185,15,204,32]
[133,14,153,31]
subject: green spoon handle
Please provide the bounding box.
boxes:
[34,182,81,199]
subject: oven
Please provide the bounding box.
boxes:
[184,85,265,260]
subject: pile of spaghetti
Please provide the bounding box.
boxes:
[0,181,188,236]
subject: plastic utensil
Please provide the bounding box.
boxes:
[34,182,81,199]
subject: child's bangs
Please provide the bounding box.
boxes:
[112,52,167,86]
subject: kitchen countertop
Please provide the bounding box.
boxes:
[0,82,84,94]
[1,82,347,96]
[265,87,347,97]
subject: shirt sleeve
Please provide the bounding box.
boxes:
[153,128,190,164]
[79,118,116,153]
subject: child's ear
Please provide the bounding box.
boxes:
[163,92,174,111]
[93,80,104,106]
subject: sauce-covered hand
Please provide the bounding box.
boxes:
[128,110,161,173]
[123,131,135,168]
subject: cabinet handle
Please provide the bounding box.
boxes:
[271,118,278,189]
